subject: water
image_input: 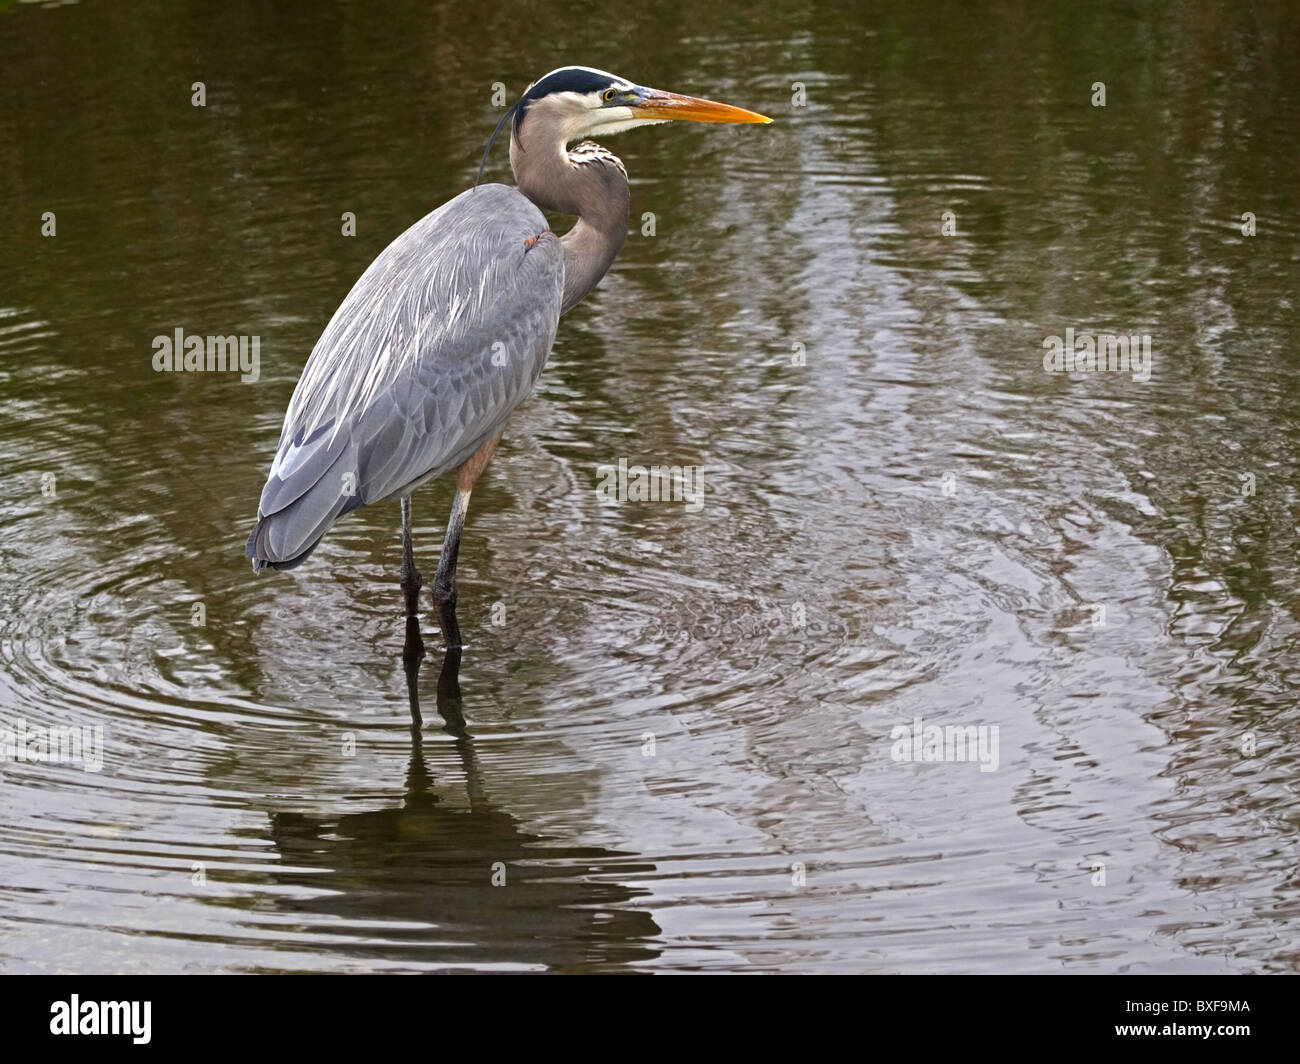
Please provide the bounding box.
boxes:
[1,0,1298,973]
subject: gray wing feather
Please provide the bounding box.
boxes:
[248,183,563,569]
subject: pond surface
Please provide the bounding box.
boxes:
[1,0,1297,972]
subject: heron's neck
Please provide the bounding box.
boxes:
[558,188,628,313]
[511,136,629,314]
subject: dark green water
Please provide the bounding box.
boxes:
[1,0,1298,972]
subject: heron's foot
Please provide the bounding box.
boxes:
[436,646,468,736]
[432,581,461,650]
[402,615,425,727]
[400,567,423,618]
[402,614,426,665]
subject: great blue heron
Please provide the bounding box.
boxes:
[246,66,769,654]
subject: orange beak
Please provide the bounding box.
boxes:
[631,88,772,124]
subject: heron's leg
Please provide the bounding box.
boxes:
[431,435,502,650]
[400,496,426,667]
[432,487,471,650]
[399,495,423,617]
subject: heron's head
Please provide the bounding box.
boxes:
[479,66,770,184]
[512,66,771,143]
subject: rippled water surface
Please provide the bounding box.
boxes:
[2,0,1299,973]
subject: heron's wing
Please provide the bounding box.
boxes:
[248,184,563,568]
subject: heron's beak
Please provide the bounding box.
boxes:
[630,87,772,124]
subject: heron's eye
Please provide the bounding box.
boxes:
[603,88,617,102]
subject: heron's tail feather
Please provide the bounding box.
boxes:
[246,481,363,572]
[247,427,368,572]
[246,521,324,572]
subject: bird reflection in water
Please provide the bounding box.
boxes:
[266,644,662,971]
